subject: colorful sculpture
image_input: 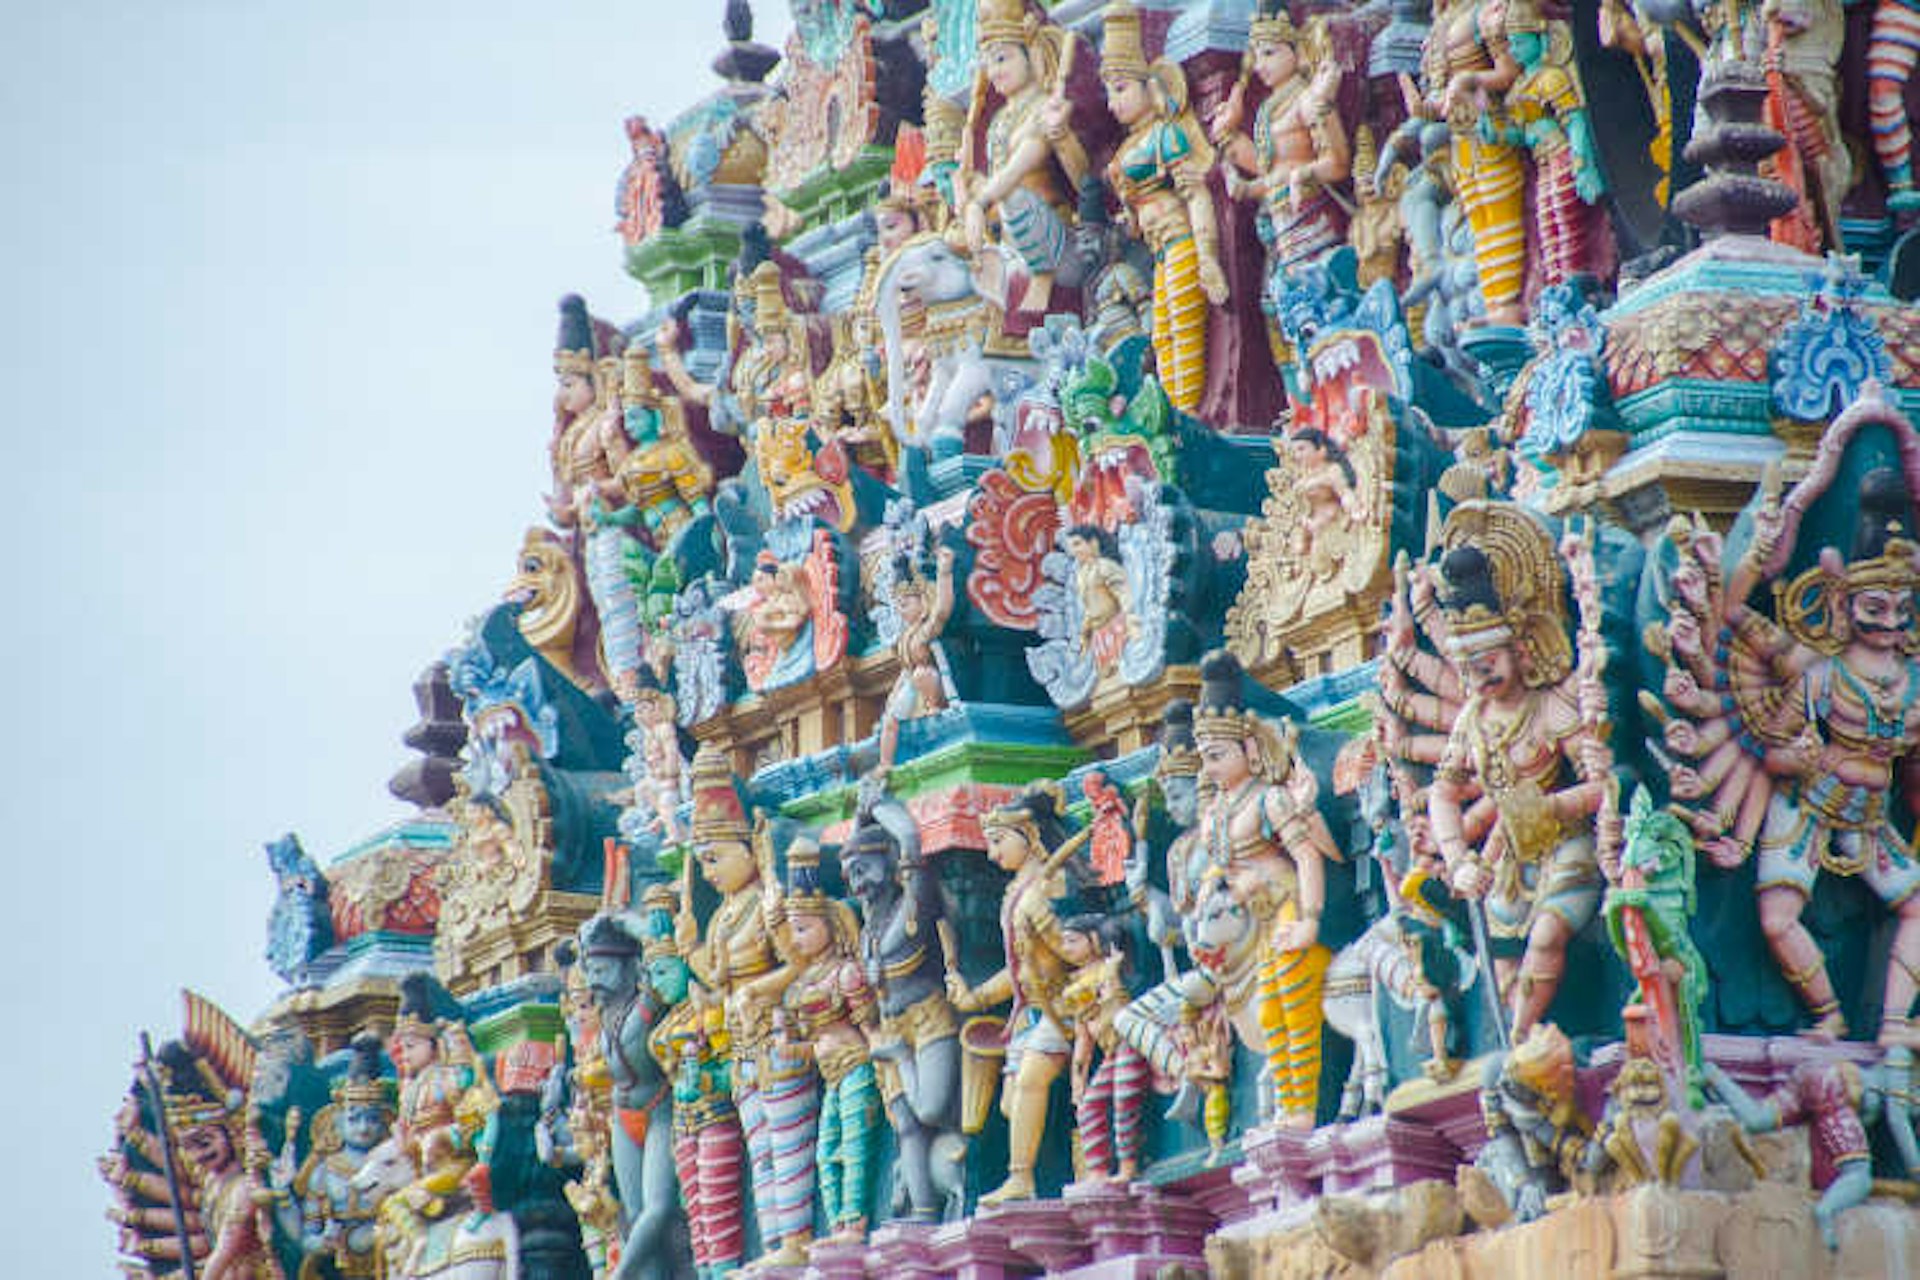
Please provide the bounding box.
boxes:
[281,1035,393,1278]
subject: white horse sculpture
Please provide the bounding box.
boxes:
[872,234,1034,458]
[350,1137,520,1280]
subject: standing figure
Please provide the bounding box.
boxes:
[777,842,882,1245]
[948,786,1083,1204]
[1211,4,1352,275]
[877,546,958,776]
[1418,0,1527,325]
[285,1035,393,1278]
[1191,650,1340,1128]
[676,748,797,1264]
[1426,504,1611,1041]
[1761,0,1850,251]
[1058,908,1149,1186]
[841,786,965,1223]
[1064,524,1135,678]
[1494,0,1609,289]
[1100,2,1229,413]
[578,911,684,1280]
[958,0,1090,316]
[1719,464,1920,1043]
[639,885,745,1279]
[1869,0,1920,212]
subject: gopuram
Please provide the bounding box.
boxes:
[100,2,1920,1277]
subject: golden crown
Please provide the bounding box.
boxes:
[977,0,1034,47]
[690,745,751,846]
[1249,2,1300,47]
[1102,2,1150,79]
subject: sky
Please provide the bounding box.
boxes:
[0,2,792,1271]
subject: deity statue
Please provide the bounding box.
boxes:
[1707,461,1920,1043]
[1425,503,1613,1041]
[877,546,958,776]
[282,1035,393,1278]
[621,669,690,845]
[774,840,881,1245]
[1416,0,1528,325]
[161,1042,283,1280]
[613,344,715,550]
[387,973,481,1207]
[737,537,850,696]
[840,786,966,1223]
[1063,524,1135,678]
[1056,904,1148,1186]
[1759,0,1849,251]
[1490,0,1609,290]
[957,0,1091,317]
[1706,1058,1870,1248]
[1099,2,1227,415]
[576,911,683,1280]
[1458,1023,1593,1228]
[1868,0,1920,213]
[948,785,1086,1203]
[1211,4,1351,276]
[676,747,801,1262]
[656,254,819,442]
[1191,651,1339,1128]
[549,294,618,526]
[639,884,744,1278]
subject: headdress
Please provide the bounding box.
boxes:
[1192,650,1262,744]
[622,343,656,402]
[639,882,684,963]
[337,1033,395,1112]
[1249,0,1301,47]
[581,912,641,960]
[1101,3,1150,80]
[984,781,1071,852]
[690,744,751,846]
[1435,502,1571,685]
[784,838,829,910]
[392,971,453,1045]
[155,1041,240,1137]
[1505,1022,1575,1099]
[1156,699,1201,778]
[555,294,598,380]
[977,0,1035,47]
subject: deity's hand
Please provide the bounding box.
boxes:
[964,200,988,256]
[1386,593,1416,658]
[1209,80,1247,144]
[1669,764,1707,800]
[1703,836,1748,870]
[1450,859,1491,898]
[945,972,977,1012]
[1748,498,1785,568]
[936,545,956,573]
[1272,915,1320,952]
[1667,611,1702,656]
[1578,736,1612,781]
[1199,256,1229,307]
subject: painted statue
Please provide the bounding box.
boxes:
[1603,788,1708,1106]
[1458,1022,1593,1228]
[1212,4,1351,276]
[948,785,1086,1203]
[1760,0,1849,251]
[1057,904,1148,1186]
[1426,502,1613,1041]
[841,782,965,1223]
[281,1034,393,1278]
[737,534,850,696]
[1647,391,1920,1044]
[677,748,805,1262]
[1416,0,1528,325]
[638,884,744,1278]
[577,911,684,1280]
[876,545,958,775]
[775,840,882,1245]
[1190,651,1339,1128]
[1706,1058,1870,1247]
[1099,2,1227,415]
[957,0,1090,318]
[1869,0,1920,212]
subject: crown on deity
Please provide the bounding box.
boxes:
[1506,1022,1575,1098]
[921,87,966,164]
[1192,650,1263,743]
[638,882,683,962]
[582,913,641,959]
[977,0,1035,47]
[391,972,450,1044]
[1844,469,1920,594]
[336,1033,395,1112]
[690,744,751,845]
[1436,545,1517,659]
[154,1041,240,1136]
[1156,699,1201,778]
[555,293,597,379]
[983,780,1070,851]
[1101,2,1150,80]
[783,837,833,912]
[1249,0,1301,47]
[1845,535,1920,594]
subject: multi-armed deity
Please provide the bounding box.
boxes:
[109,2,1920,1277]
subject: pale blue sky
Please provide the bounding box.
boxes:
[0,3,791,1270]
